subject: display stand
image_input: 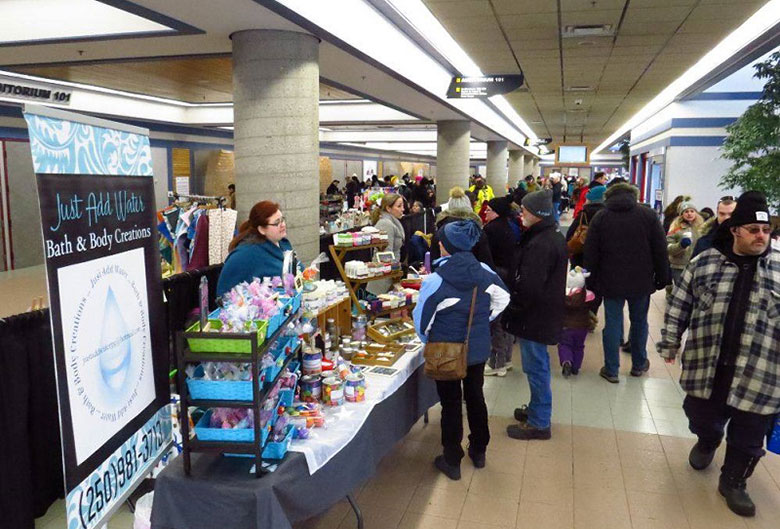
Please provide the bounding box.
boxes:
[328,243,408,317]
[320,195,343,221]
[175,311,301,478]
[313,297,352,336]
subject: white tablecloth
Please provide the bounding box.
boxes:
[289,347,425,474]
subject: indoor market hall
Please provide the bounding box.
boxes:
[1,1,779,529]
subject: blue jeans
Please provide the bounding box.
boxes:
[552,201,561,223]
[519,339,552,429]
[602,296,650,376]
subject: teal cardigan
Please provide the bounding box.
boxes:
[216,238,295,297]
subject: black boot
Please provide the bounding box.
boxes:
[688,440,719,470]
[718,449,761,517]
[434,455,461,481]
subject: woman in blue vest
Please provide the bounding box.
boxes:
[216,201,299,297]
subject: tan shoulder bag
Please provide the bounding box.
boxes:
[423,288,477,381]
[567,210,589,255]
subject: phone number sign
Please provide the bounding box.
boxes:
[67,407,171,529]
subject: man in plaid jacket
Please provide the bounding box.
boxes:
[657,191,779,518]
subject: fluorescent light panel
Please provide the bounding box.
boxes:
[0,0,171,44]
[274,0,538,151]
[385,0,538,142]
[593,0,780,154]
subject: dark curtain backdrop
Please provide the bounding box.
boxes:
[0,265,222,529]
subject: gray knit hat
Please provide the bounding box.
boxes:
[521,189,554,219]
[678,201,697,215]
[446,186,472,211]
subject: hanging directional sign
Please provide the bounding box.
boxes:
[446,74,524,99]
[524,137,553,146]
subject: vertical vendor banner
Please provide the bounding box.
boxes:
[23,105,171,529]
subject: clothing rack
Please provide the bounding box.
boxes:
[168,191,227,208]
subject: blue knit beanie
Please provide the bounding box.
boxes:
[586,185,607,203]
[439,220,480,254]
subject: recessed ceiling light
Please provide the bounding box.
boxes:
[577,41,596,47]
[530,120,543,124]
[566,86,593,92]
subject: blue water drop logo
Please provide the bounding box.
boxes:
[99,286,132,391]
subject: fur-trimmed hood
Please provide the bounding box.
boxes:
[699,216,718,237]
[436,207,484,227]
[604,182,640,212]
[604,182,639,200]
[668,212,705,234]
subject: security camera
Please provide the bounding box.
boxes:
[574,98,583,106]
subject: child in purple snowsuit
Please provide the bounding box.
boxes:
[558,287,596,377]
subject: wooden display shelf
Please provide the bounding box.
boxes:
[329,243,403,317]
[330,242,389,254]
[314,296,352,337]
[366,302,416,318]
[345,271,403,285]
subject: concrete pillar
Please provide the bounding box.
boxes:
[534,158,541,177]
[232,30,320,263]
[523,156,534,178]
[486,140,508,196]
[508,150,524,188]
[436,120,471,205]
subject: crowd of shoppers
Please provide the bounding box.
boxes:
[402,169,778,519]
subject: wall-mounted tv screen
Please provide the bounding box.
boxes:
[557,145,588,163]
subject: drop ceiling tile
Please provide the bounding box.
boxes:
[503,27,560,41]
[698,0,762,4]
[492,0,557,15]
[439,15,502,32]
[688,2,763,20]
[678,17,742,34]
[620,19,681,35]
[456,34,511,47]
[614,35,671,47]
[424,1,493,18]
[630,0,696,7]
[562,45,614,58]
[623,6,692,24]
[562,0,626,10]
[514,48,561,60]
[606,53,657,65]
[561,37,613,49]
[498,13,559,30]
[508,39,560,51]
[469,47,516,61]
[561,9,623,26]
[610,46,664,58]
[665,33,720,47]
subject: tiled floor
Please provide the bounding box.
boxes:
[295,291,780,529]
[33,251,780,529]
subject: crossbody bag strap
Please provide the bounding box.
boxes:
[464,287,478,345]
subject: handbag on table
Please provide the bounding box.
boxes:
[423,288,477,381]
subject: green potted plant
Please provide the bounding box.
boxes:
[720,52,780,215]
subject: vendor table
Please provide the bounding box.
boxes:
[150,364,437,529]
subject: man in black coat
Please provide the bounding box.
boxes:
[326,180,341,195]
[504,190,568,440]
[584,183,670,383]
[550,174,563,224]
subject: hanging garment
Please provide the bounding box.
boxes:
[187,213,210,271]
[208,208,238,265]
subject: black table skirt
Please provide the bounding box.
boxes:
[151,366,438,529]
